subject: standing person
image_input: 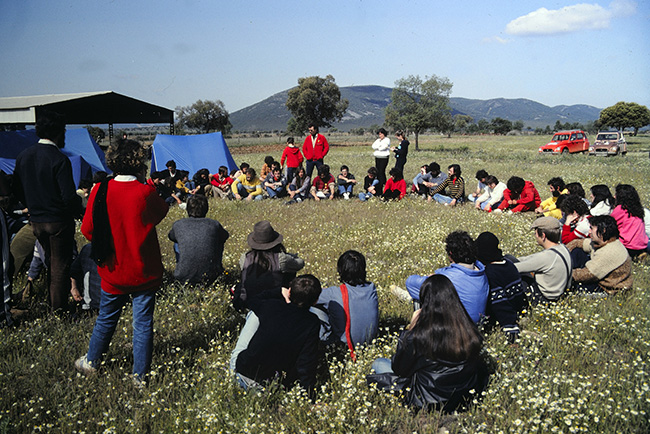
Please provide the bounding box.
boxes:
[12,111,82,313]
[302,124,329,179]
[391,130,409,172]
[75,139,168,382]
[371,128,391,191]
[280,137,304,185]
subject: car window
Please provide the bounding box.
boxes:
[576,133,583,139]
[570,134,576,140]
[553,134,569,141]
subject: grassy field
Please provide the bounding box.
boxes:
[1,134,649,433]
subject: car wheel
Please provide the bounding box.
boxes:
[561,148,569,155]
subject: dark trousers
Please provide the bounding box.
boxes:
[394,157,406,173]
[375,157,389,192]
[31,219,74,312]
[305,159,323,180]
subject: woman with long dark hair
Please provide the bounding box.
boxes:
[611,184,648,257]
[367,275,488,412]
[589,184,614,216]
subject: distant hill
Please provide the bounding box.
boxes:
[229,85,601,132]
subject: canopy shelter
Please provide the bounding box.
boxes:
[151,132,238,178]
[0,91,174,142]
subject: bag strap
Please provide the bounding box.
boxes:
[339,284,356,362]
[549,247,572,290]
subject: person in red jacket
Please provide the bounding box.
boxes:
[302,124,329,179]
[75,139,168,383]
[496,176,541,213]
[382,168,407,200]
[280,137,304,185]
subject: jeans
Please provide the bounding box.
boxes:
[237,183,263,201]
[433,193,454,204]
[305,159,323,179]
[266,186,286,198]
[86,289,156,378]
[371,357,393,374]
[338,184,354,195]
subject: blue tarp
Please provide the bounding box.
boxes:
[151,132,237,177]
[0,128,110,187]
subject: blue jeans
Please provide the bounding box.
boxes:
[433,193,454,204]
[266,186,286,198]
[86,289,156,378]
[338,184,354,195]
[237,183,263,200]
[371,357,393,374]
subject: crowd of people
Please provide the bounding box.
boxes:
[1,112,649,409]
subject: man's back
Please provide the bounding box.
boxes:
[515,245,571,300]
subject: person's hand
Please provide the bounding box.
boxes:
[408,309,421,329]
[245,195,253,201]
[281,287,291,303]
[475,202,481,209]
[234,193,242,200]
[535,206,543,213]
[71,287,83,302]
[450,199,457,207]
[289,190,296,198]
[565,212,579,225]
[328,194,334,200]
[485,205,492,212]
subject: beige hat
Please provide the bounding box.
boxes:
[530,216,560,231]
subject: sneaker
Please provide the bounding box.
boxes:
[75,355,97,375]
[343,192,350,200]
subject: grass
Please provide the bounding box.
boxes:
[1,134,649,433]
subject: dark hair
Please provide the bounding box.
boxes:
[289,274,322,308]
[35,111,66,142]
[270,161,281,172]
[308,124,319,133]
[194,168,209,181]
[187,195,209,218]
[535,227,561,244]
[395,130,405,138]
[389,167,403,181]
[485,175,499,186]
[150,170,165,180]
[377,127,388,136]
[507,176,525,194]
[589,215,619,241]
[105,139,147,175]
[246,167,257,178]
[340,165,349,172]
[429,162,441,174]
[565,182,585,198]
[615,184,644,219]
[409,275,482,362]
[286,137,294,144]
[367,167,378,177]
[240,162,250,171]
[264,156,274,166]
[78,178,93,190]
[559,194,589,217]
[337,250,367,286]
[92,171,108,184]
[218,166,228,177]
[248,244,286,277]
[165,160,176,169]
[547,177,565,191]
[590,184,614,210]
[318,164,331,178]
[448,164,461,178]
[295,165,307,184]
[475,169,488,181]
[445,231,476,264]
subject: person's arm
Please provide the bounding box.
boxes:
[279,252,305,273]
[391,331,419,378]
[328,180,335,200]
[398,179,407,200]
[405,274,428,300]
[295,321,321,397]
[280,149,287,167]
[321,135,329,157]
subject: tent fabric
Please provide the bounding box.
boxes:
[0,128,109,187]
[151,132,237,177]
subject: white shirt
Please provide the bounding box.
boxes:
[371,137,391,158]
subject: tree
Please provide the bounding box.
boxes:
[491,117,513,135]
[175,99,232,134]
[453,114,473,134]
[384,74,453,150]
[85,125,105,143]
[599,101,650,136]
[513,120,524,131]
[285,75,349,134]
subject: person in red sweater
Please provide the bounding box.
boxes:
[496,176,541,213]
[280,137,304,185]
[382,168,407,200]
[560,194,591,244]
[210,166,234,199]
[75,139,168,383]
[302,124,329,179]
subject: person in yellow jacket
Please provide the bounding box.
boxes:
[535,177,567,219]
[232,168,264,201]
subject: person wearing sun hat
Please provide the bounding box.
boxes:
[231,220,304,310]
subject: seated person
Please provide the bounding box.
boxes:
[430,164,465,207]
[412,162,447,197]
[610,184,648,258]
[535,177,567,219]
[467,170,489,204]
[337,165,357,199]
[475,175,506,212]
[210,166,234,199]
[512,217,571,304]
[382,168,406,200]
[560,194,591,244]
[287,166,311,203]
[168,195,229,284]
[358,167,379,201]
[231,274,324,397]
[148,171,180,206]
[589,184,614,216]
[496,176,541,213]
[566,182,590,207]
[231,168,263,201]
[566,215,633,294]
[190,168,212,196]
[231,162,249,180]
[475,232,526,342]
[310,164,336,201]
[259,156,275,182]
[405,231,489,323]
[70,243,102,313]
[311,250,378,352]
[264,167,287,199]
[173,170,192,203]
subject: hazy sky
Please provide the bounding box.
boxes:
[1,0,648,115]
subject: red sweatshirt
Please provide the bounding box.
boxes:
[383,178,407,200]
[81,178,168,294]
[498,181,541,213]
[281,145,304,168]
[302,134,329,161]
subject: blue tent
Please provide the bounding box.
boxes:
[0,128,110,187]
[151,132,237,177]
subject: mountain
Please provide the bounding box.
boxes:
[229,85,601,132]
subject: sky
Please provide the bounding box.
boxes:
[1,0,648,116]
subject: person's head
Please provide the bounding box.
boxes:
[239,162,250,173]
[35,111,66,147]
[166,160,176,171]
[229,169,238,178]
[590,184,613,207]
[105,139,148,176]
[566,182,585,198]
[531,216,562,245]
[548,177,565,197]
[270,161,281,172]
[195,168,209,180]
[389,167,403,181]
[506,176,525,195]
[150,170,165,184]
[337,250,367,286]
[264,156,274,166]
[286,137,294,145]
[428,162,441,176]
[318,164,331,180]
[448,164,461,179]
[296,165,306,180]
[559,194,589,218]
[245,167,257,182]
[614,184,644,219]
[420,165,428,175]
[288,274,322,309]
[445,230,476,265]
[367,167,378,178]
[247,220,283,251]
[475,232,503,264]
[218,166,228,177]
[411,275,482,362]
[395,130,405,140]
[179,170,189,182]
[377,127,388,138]
[340,165,349,176]
[475,169,489,183]
[308,124,319,135]
[272,167,282,178]
[589,215,620,248]
[186,195,209,218]
[92,171,108,185]
[485,175,499,189]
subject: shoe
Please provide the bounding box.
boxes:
[75,354,97,375]
[343,192,350,200]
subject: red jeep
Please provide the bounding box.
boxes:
[538,130,590,155]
